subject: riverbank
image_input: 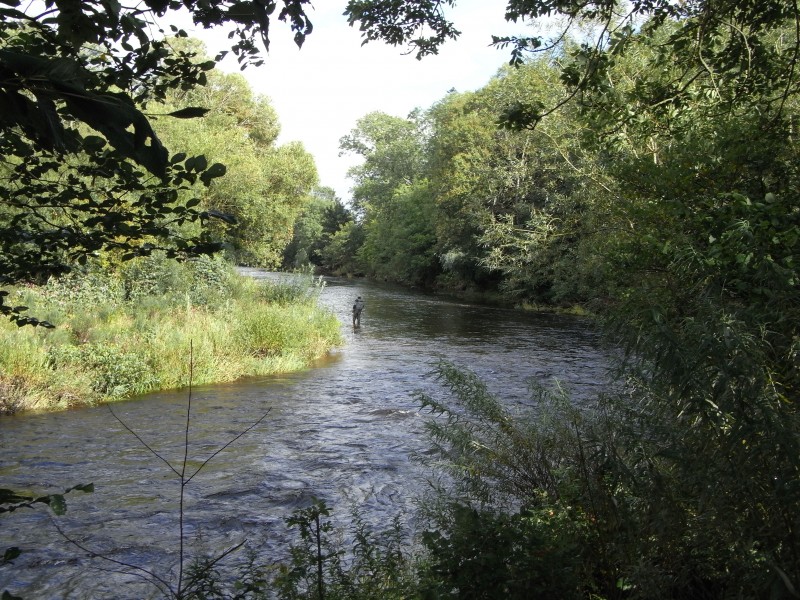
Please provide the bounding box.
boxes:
[0,261,342,415]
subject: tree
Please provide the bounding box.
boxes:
[0,0,318,326]
[320,220,365,276]
[143,39,320,268]
[397,59,606,301]
[157,67,320,267]
[340,110,429,214]
[357,179,439,286]
[339,110,438,284]
[282,186,353,271]
[461,61,614,304]
[350,1,800,594]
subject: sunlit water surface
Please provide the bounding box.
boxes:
[0,271,614,598]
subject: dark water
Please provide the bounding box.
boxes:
[0,271,613,598]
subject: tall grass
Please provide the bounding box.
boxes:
[0,257,341,414]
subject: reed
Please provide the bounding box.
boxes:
[0,264,342,414]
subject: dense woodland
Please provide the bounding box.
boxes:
[2,0,799,598]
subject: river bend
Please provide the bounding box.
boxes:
[0,272,613,598]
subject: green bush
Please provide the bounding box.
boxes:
[414,363,614,597]
[48,343,157,398]
[256,273,326,306]
[420,503,591,600]
[120,253,189,302]
[35,268,126,309]
[414,360,800,599]
[272,499,417,600]
[185,255,236,305]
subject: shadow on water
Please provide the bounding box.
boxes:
[0,271,614,598]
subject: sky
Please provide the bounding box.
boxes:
[175,1,533,202]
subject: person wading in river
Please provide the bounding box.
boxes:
[352,296,365,328]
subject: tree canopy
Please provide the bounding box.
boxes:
[152,42,319,268]
[321,1,800,595]
[1,0,324,325]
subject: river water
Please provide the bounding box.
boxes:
[0,271,613,598]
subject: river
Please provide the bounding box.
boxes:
[0,271,613,598]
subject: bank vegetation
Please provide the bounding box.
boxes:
[0,256,341,414]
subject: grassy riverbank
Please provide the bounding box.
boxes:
[0,257,342,414]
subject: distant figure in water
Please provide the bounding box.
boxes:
[352,296,365,327]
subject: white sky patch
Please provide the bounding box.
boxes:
[174,1,534,203]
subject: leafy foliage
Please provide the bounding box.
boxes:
[427,63,605,299]
[283,187,354,271]
[273,499,416,600]
[154,47,320,268]
[0,0,320,326]
[338,110,439,284]
[0,484,93,517]
[319,221,366,277]
[420,503,591,600]
[416,360,800,598]
[345,0,460,59]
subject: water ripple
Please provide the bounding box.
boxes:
[0,273,614,597]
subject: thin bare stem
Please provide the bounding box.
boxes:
[107,405,181,477]
[185,408,272,485]
[52,519,176,598]
[59,341,273,598]
[177,340,194,594]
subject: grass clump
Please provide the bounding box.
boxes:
[0,256,341,414]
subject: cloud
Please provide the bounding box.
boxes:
[180,1,530,202]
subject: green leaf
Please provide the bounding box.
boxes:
[167,107,210,119]
[48,494,66,515]
[82,135,107,151]
[200,162,226,185]
[2,547,21,563]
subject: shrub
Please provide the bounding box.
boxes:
[414,362,613,597]
[272,499,418,600]
[120,253,190,302]
[256,273,326,306]
[415,360,800,599]
[36,268,126,309]
[48,343,157,398]
[420,503,591,600]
